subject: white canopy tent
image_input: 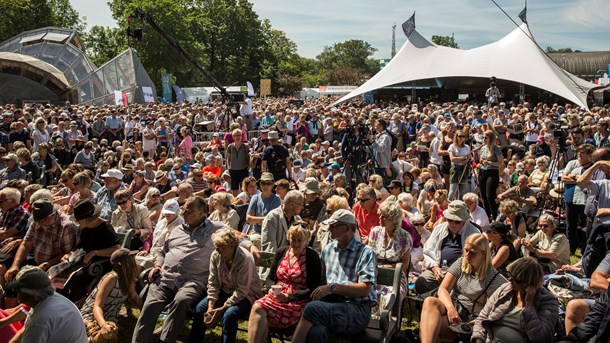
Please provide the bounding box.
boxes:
[334,23,602,110]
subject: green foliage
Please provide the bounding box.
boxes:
[0,0,83,42]
[431,34,459,48]
[81,26,128,67]
[316,39,379,84]
[546,47,581,53]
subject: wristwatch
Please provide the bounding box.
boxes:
[329,283,337,294]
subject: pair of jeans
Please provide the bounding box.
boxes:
[301,300,371,343]
[188,291,252,343]
[478,168,500,219]
[448,183,469,201]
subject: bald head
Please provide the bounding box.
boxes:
[592,147,610,163]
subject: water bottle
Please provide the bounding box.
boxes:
[441,260,448,277]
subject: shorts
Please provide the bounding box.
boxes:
[229,168,249,191]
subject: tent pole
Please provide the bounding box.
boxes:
[411,81,416,104]
[519,83,525,104]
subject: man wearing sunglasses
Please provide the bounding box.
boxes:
[416,200,481,294]
[292,209,377,343]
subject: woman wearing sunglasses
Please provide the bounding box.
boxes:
[471,257,559,343]
[448,129,472,201]
[519,213,570,273]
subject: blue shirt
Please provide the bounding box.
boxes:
[321,236,378,305]
[92,185,124,221]
[104,116,122,130]
[247,193,281,233]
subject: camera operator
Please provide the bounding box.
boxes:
[485,82,501,107]
[367,119,392,186]
[341,123,366,185]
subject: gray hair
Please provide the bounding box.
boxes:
[539,213,557,229]
[378,201,404,227]
[284,190,304,206]
[186,195,208,215]
[0,188,21,203]
[144,187,161,203]
[211,227,240,248]
[29,189,53,204]
[535,156,550,166]
[211,192,233,209]
[410,213,425,224]
[463,192,479,204]
[397,193,414,207]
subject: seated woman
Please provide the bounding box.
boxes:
[528,156,550,189]
[80,248,139,342]
[419,234,507,343]
[247,222,321,343]
[208,192,240,229]
[189,228,261,343]
[425,189,449,230]
[483,222,518,275]
[472,257,559,343]
[66,171,95,216]
[368,201,412,309]
[128,170,150,202]
[519,213,570,273]
[135,199,183,269]
[60,199,121,302]
[496,199,528,243]
[111,189,152,251]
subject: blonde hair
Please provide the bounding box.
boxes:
[211,227,240,248]
[325,195,349,213]
[287,221,311,243]
[461,233,492,280]
[377,201,404,227]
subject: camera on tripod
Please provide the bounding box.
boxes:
[550,120,569,150]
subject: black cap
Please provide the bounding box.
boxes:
[388,180,403,190]
[482,222,511,235]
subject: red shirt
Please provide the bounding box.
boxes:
[353,201,380,238]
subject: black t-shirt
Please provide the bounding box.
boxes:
[77,221,120,255]
[262,144,289,174]
[9,129,30,144]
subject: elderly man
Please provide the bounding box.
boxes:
[261,190,304,254]
[415,200,481,294]
[497,174,537,216]
[0,187,30,244]
[6,266,87,342]
[353,186,380,243]
[104,109,123,143]
[132,196,224,343]
[92,168,125,221]
[0,154,26,186]
[4,200,78,284]
[463,192,490,227]
[292,209,378,343]
[577,154,610,231]
[261,131,291,181]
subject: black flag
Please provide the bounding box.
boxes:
[402,12,415,38]
[518,2,527,24]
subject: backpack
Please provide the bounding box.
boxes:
[582,224,610,277]
[386,129,398,151]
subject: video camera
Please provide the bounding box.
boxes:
[549,120,569,150]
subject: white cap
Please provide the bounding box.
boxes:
[161,199,180,214]
[101,169,124,180]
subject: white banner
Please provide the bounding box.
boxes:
[142,87,154,102]
[114,91,123,105]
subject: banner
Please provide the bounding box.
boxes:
[246,81,255,97]
[142,87,154,102]
[161,72,173,103]
[114,91,123,105]
[260,79,272,97]
[173,85,185,103]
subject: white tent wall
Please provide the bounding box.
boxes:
[334,24,601,110]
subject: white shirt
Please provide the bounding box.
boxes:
[429,136,443,165]
[470,205,490,227]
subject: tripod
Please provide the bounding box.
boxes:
[529,144,567,233]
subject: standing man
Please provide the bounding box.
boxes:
[104,109,123,144]
[292,209,377,343]
[240,96,253,130]
[261,131,291,181]
[368,119,392,186]
[132,196,223,343]
[388,114,406,152]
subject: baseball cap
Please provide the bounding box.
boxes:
[161,199,180,214]
[5,267,51,294]
[101,168,124,180]
[110,248,138,265]
[322,209,357,226]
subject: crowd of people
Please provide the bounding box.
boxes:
[0,96,608,343]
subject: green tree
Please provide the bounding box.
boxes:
[0,0,83,42]
[431,34,459,48]
[81,26,128,67]
[546,47,581,53]
[316,39,379,78]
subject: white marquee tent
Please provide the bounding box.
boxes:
[334,23,603,110]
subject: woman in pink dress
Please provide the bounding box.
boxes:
[247,222,321,343]
[178,127,193,161]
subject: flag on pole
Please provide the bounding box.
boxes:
[518,2,527,24]
[246,81,255,97]
[402,12,416,38]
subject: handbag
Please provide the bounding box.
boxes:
[450,270,500,333]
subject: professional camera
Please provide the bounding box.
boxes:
[548,120,569,151]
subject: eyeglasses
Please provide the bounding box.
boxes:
[290,201,304,207]
[483,137,489,140]
[458,135,466,138]
[447,219,462,224]
[61,178,69,183]
[357,197,370,202]
[261,182,274,186]
[413,222,425,227]
[329,223,349,230]
[538,224,549,228]
[117,200,128,206]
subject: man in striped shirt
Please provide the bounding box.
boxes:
[292,209,378,343]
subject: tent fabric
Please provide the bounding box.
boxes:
[334,24,601,110]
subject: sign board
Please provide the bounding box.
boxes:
[142,87,154,102]
[260,79,272,97]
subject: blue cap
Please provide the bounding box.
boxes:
[328,162,341,170]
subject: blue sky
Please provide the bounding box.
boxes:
[71,0,610,59]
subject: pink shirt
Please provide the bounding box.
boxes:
[353,201,380,238]
[179,135,193,159]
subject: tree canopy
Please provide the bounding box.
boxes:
[431,34,459,48]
